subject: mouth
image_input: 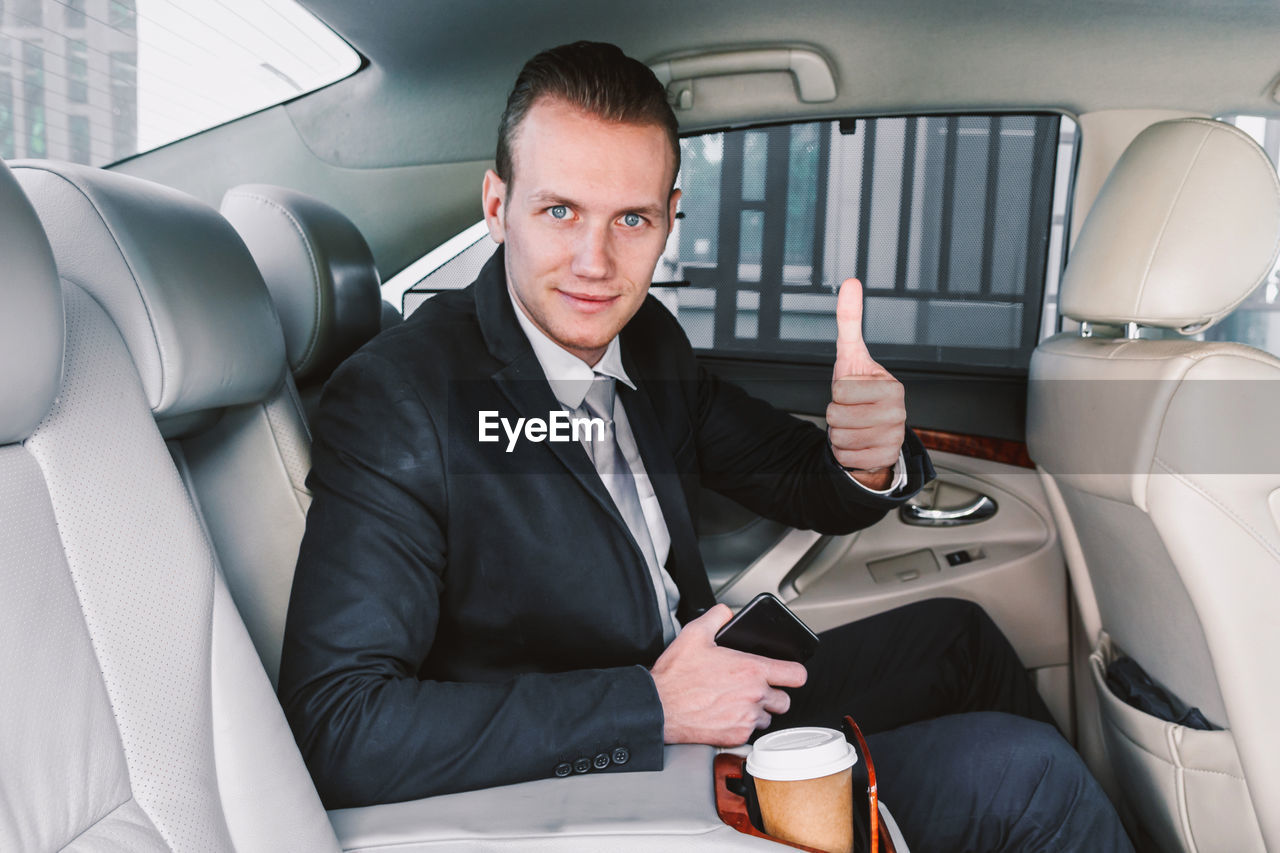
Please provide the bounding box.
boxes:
[556,289,620,314]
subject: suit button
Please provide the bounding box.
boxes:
[554,762,572,778]
[572,757,591,774]
[593,752,610,770]
[611,747,630,766]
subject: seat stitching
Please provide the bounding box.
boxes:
[1152,456,1280,560]
[1105,720,1244,781]
[261,392,311,509]
[1167,725,1199,852]
[225,190,323,375]
[56,797,166,852]
[1131,125,1211,317]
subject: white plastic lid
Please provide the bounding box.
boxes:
[745,726,858,782]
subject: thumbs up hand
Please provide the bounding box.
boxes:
[828,278,906,490]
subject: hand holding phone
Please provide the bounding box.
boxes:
[651,602,809,745]
[714,593,820,663]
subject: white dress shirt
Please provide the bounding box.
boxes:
[507,287,905,639]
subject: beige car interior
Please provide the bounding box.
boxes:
[2,158,789,851]
[9,95,1280,853]
[11,112,1280,850]
[1028,118,1280,851]
[0,160,340,852]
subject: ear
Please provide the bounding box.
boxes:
[666,188,682,238]
[482,169,507,243]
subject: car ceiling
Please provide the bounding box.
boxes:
[118,0,1280,281]
[290,0,1280,170]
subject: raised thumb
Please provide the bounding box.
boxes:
[834,278,873,378]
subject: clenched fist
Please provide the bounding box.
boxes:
[828,278,906,491]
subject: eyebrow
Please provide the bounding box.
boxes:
[525,190,666,219]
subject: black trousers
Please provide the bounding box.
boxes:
[766,598,1133,853]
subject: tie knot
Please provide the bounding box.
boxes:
[582,373,616,422]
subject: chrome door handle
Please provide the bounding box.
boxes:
[899,494,997,527]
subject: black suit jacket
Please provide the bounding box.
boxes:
[278,247,934,808]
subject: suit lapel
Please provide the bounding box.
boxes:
[474,247,634,541]
[488,354,629,530]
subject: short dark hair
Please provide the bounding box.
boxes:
[496,41,680,190]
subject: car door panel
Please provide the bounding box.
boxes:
[702,441,1071,730]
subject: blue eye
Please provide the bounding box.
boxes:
[549,205,568,219]
[622,213,642,227]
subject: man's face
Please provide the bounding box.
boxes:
[482,98,680,365]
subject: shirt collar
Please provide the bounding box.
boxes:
[507,285,635,410]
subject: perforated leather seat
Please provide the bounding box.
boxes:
[2,158,340,851]
[1026,118,1280,851]
[220,184,386,420]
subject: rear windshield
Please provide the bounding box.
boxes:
[0,0,359,166]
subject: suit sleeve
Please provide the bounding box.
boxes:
[277,351,664,809]
[692,362,935,534]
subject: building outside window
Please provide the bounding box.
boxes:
[108,0,135,31]
[69,113,90,163]
[21,39,43,157]
[14,0,39,27]
[67,39,88,103]
[108,50,135,160]
[0,75,13,158]
[66,0,87,29]
[0,0,356,166]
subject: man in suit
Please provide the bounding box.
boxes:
[279,41,1131,851]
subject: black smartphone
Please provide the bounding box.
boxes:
[713,592,820,663]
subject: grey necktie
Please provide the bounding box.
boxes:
[579,374,678,644]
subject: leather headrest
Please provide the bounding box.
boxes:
[0,160,63,445]
[1060,118,1280,332]
[220,185,382,386]
[12,162,285,419]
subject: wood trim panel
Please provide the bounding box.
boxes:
[915,428,1035,468]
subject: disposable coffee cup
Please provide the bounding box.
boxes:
[745,727,857,853]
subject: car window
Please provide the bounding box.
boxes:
[393,114,1077,375]
[661,116,1075,371]
[0,0,358,166]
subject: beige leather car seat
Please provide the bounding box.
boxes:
[1027,118,1280,852]
[5,158,797,853]
[3,158,341,851]
[219,184,386,420]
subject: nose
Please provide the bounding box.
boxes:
[570,225,612,280]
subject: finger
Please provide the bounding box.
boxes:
[828,425,906,452]
[763,659,809,689]
[826,401,906,430]
[762,687,792,716]
[834,278,874,379]
[694,603,734,637]
[830,377,901,406]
